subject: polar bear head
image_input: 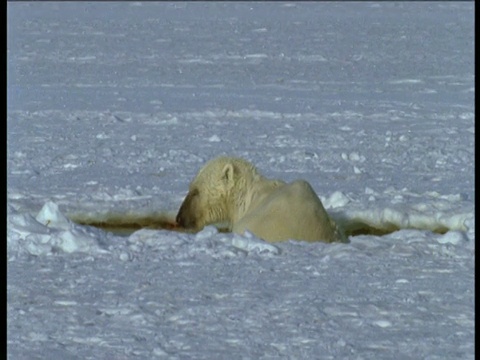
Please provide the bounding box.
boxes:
[176,156,259,230]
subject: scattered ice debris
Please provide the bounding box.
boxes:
[126,225,280,260]
[208,134,221,142]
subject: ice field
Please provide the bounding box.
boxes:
[7,2,474,359]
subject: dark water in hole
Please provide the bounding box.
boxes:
[71,214,449,238]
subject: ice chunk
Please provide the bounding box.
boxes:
[35,201,71,230]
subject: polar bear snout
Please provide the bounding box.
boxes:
[176,189,201,229]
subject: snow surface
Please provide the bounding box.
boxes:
[7,2,474,359]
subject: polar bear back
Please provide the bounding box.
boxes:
[233,180,343,243]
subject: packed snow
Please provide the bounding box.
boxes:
[7,2,474,359]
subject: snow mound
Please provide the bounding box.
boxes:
[7,201,111,258]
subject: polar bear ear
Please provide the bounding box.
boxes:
[221,163,235,190]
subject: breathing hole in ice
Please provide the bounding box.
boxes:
[69,212,450,238]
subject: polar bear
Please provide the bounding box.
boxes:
[176,156,346,243]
